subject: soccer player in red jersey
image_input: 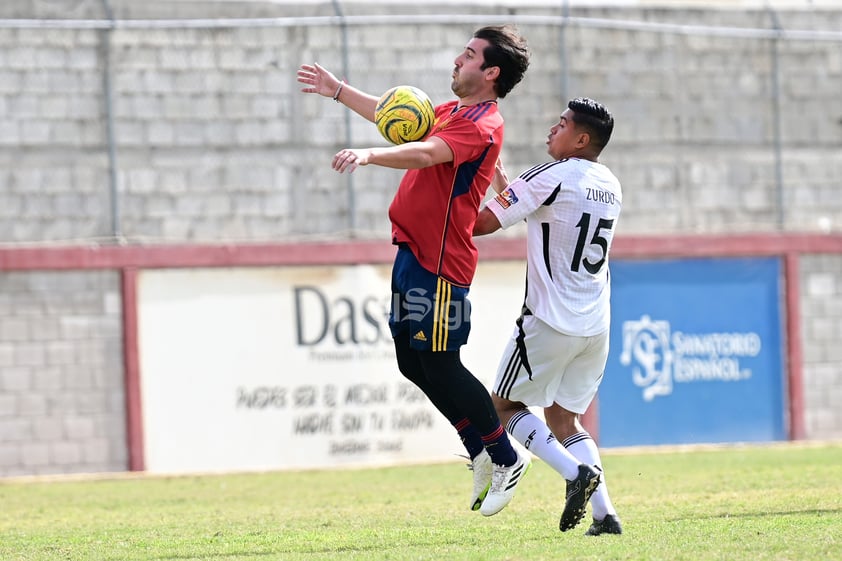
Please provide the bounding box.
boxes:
[298,25,530,516]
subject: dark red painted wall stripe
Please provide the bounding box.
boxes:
[784,253,806,440]
[2,234,842,271]
[121,268,145,471]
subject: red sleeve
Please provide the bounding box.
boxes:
[433,119,487,167]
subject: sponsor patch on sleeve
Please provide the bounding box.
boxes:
[494,187,519,209]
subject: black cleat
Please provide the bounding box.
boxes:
[559,464,602,532]
[585,513,623,536]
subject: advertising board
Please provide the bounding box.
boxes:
[601,257,786,446]
[137,262,523,473]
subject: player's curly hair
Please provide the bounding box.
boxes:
[474,25,530,99]
[568,97,614,150]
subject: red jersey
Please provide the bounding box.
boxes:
[388,100,503,287]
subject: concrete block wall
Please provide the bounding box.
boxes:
[1,2,841,244]
[1,1,841,475]
[800,255,842,439]
[0,271,126,476]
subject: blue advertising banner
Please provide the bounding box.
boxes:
[600,257,785,446]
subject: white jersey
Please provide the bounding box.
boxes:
[487,157,622,336]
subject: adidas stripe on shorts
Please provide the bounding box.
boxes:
[389,244,471,352]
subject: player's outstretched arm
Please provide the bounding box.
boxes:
[297,62,379,122]
[332,136,454,174]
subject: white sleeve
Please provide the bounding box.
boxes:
[486,166,562,229]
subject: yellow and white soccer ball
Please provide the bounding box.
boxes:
[374,85,436,145]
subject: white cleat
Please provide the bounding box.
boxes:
[468,449,493,511]
[479,450,531,516]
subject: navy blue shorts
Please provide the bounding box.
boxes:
[389,245,472,351]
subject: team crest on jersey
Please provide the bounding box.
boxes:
[494,187,519,209]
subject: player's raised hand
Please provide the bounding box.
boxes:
[297,62,341,98]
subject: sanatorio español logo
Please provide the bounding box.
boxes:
[619,315,762,401]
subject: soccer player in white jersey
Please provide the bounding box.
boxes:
[473,98,623,535]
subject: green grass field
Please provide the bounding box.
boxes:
[2,442,840,561]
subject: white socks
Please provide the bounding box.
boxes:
[506,409,617,521]
[506,410,580,481]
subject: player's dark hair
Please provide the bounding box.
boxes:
[568,97,614,150]
[473,25,530,99]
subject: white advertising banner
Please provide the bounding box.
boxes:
[137,261,524,474]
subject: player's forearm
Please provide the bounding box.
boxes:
[491,160,510,194]
[365,136,454,170]
[334,82,379,123]
[473,208,502,236]
[490,174,508,194]
[366,144,436,170]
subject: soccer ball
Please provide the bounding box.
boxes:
[375,85,436,145]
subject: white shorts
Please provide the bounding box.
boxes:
[492,313,608,414]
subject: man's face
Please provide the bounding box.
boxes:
[547,109,586,160]
[451,37,492,98]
